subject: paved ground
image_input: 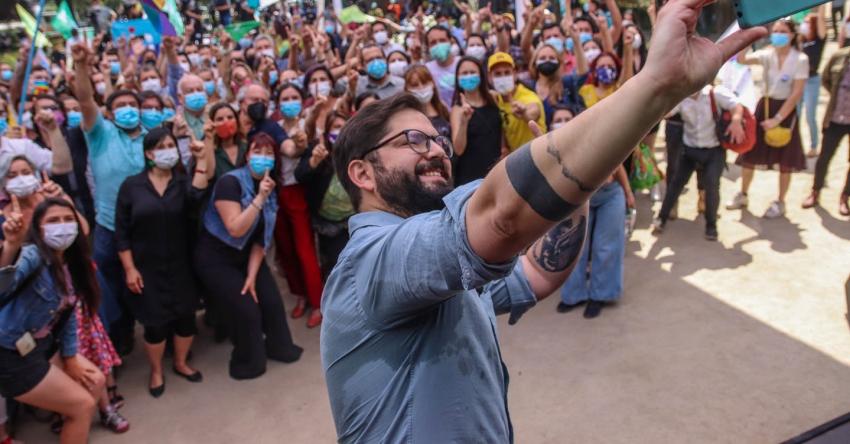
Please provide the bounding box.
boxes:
[13,48,850,444]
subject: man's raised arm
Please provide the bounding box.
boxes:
[71,43,99,132]
[465,0,766,263]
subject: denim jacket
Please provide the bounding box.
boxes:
[203,166,278,251]
[0,245,78,357]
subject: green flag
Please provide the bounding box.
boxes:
[50,0,78,40]
[16,4,50,48]
[224,20,261,41]
[338,6,376,24]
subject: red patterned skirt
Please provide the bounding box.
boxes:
[76,306,122,375]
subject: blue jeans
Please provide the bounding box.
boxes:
[93,225,126,335]
[560,182,626,304]
[800,75,821,150]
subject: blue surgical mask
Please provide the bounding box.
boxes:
[545,37,564,54]
[770,33,791,47]
[110,61,121,76]
[595,66,618,85]
[366,59,388,79]
[458,73,481,92]
[249,154,275,175]
[269,71,279,85]
[0,70,11,81]
[66,111,82,128]
[579,32,593,44]
[239,38,252,49]
[279,100,302,118]
[0,118,7,136]
[566,37,575,53]
[113,106,140,130]
[204,80,216,96]
[430,42,451,62]
[162,108,176,120]
[185,91,208,111]
[325,25,335,34]
[141,108,164,129]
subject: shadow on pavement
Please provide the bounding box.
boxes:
[737,209,807,253]
[814,207,850,242]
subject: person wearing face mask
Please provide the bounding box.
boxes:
[241,84,288,152]
[72,42,148,356]
[798,6,828,158]
[295,111,353,283]
[25,95,74,177]
[731,19,809,219]
[195,133,303,379]
[450,57,503,185]
[464,34,489,62]
[404,65,452,139]
[204,103,247,184]
[488,52,547,152]
[370,21,404,55]
[344,44,405,100]
[425,26,461,108]
[139,66,165,96]
[528,43,589,126]
[139,92,167,131]
[115,127,210,397]
[387,50,411,77]
[304,66,338,141]
[0,198,106,444]
[177,74,209,141]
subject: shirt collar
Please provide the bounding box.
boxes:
[348,210,405,235]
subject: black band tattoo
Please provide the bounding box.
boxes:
[532,215,587,273]
[506,144,579,221]
[545,132,595,193]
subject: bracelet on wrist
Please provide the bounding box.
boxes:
[250,201,263,211]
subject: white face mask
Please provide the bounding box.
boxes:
[43,222,78,251]
[180,62,191,73]
[551,121,566,130]
[632,34,642,50]
[141,78,161,93]
[466,45,487,61]
[311,81,332,97]
[492,75,515,94]
[410,85,434,103]
[95,82,107,95]
[374,31,389,45]
[260,48,275,58]
[585,48,602,63]
[5,174,40,197]
[389,60,408,76]
[450,44,460,57]
[188,53,202,66]
[799,23,811,37]
[152,147,179,169]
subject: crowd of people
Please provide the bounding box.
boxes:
[0,0,847,442]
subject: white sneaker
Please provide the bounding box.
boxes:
[763,201,786,219]
[725,192,748,210]
[651,184,663,202]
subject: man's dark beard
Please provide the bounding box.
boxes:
[372,157,454,218]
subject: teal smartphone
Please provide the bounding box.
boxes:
[735,0,829,28]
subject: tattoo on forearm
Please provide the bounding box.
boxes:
[546,132,594,192]
[506,144,579,221]
[532,215,587,273]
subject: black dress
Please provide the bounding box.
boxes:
[194,175,302,380]
[114,172,202,327]
[453,105,503,185]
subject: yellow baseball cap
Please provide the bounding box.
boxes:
[502,13,515,24]
[488,52,515,71]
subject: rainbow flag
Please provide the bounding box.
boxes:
[140,0,184,36]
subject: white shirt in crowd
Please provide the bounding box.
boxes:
[744,48,809,100]
[670,85,740,149]
[0,136,53,173]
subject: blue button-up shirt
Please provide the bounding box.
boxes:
[321,181,537,443]
[84,113,146,230]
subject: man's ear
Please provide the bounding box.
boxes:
[348,158,377,195]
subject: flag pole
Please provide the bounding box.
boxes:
[17,0,49,121]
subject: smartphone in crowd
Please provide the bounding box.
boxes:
[735,0,830,28]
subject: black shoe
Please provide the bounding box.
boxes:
[556,301,585,313]
[583,300,604,319]
[705,226,718,241]
[149,379,165,398]
[173,367,203,383]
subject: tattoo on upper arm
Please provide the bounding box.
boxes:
[506,144,579,221]
[546,132,594,192]
[532,214,587,273]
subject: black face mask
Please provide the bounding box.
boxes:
[537,61,560,77]
[247,102,267,122]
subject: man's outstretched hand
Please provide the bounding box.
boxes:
[641,0,767,106]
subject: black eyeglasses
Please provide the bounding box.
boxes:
[364,129,454,159]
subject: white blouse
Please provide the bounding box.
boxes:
[747,48,809,100]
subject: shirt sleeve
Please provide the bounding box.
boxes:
[213,175,242,202]
[714,85,740,111]
[794,52,810,80]
[84,112,107,157]
[21,140,54,173]
[167,62,185,104]
[0,246,44,307]
[59,306,79,357]
[114,178,134,252]
[353,181,519,327]
[484,261,537,325]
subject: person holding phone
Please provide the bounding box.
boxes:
[729,19,809,219]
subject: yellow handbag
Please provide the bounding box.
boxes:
[763,69,796,148]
